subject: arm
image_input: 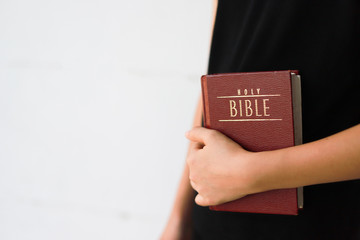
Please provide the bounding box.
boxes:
[160,1,218,238]
[160,97,202,240]
[186,124,360,206]
[256,124,360,193]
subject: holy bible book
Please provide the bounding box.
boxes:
[201,70,303,215]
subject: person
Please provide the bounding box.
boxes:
[161,0,360,239]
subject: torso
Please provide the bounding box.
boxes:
[192,1,360,239]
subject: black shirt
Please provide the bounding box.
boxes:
[192,1,360,239]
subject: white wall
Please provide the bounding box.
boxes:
[0,1,213,239]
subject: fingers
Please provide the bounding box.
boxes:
[195,194,210,206]
[190,181,212,207]
[185,127,219,145]
[191,179,209,206]
[194,193,246,207]
[185,127,228,207]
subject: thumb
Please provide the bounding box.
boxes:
[186,127,217,145]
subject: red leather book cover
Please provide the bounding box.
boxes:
[201,70,301,215]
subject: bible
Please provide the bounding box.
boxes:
[201,70,303,215]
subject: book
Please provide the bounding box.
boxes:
[201,70,303,215]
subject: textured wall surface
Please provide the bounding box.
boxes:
[0,1,212,239]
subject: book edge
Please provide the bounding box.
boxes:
[205,70,298,78]
[291,73,304,210]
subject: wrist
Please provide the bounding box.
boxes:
[249,149,285,194]
[244,151,267,194]
[231,149,266,197]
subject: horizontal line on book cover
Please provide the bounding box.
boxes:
[217,94,281,98]
[219,119,283,122]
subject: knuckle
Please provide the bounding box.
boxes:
[186,155,194,165]
[189,180,196,189]
[186,129,193,138]
[189,173,195,182]
[189,171,199,184]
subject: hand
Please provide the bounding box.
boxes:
[185,127,258,206]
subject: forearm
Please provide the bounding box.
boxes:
[161,2,218,236]
[168,97,202,220]
[168,163,195,224]
[254,124,360,193]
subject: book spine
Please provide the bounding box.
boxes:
[201,75,211,128]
